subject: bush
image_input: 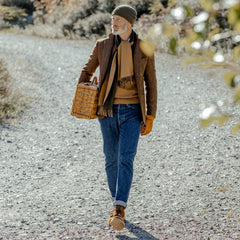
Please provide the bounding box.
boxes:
[0,11,10,29]
[0,59,26,124]
[98,0,115,13]
[72,11,111,38]
[0,0,34,28]
[0,5,27,23]
[2,0,34,13]
[30,0,155,39]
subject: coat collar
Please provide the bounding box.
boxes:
[133,33,144,79]
[99,34,114,85]
[101,33,143,83]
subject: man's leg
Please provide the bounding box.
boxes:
[109,104,142,231]
[98,116,119,201]
[114,104,142,208]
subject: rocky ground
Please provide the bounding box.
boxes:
[0,32,239,240]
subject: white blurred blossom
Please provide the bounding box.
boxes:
[233,35,240,43]
[233,75,240,86]
[199,105,216,119]
[203,40,210,48]
[222,0,239,8]
[191,41,201,50]
[170,7,186,21]
[213,52,225,63]
[153,23,162,35]
[213,3,220,10]
[211,32,231,42]
[191,12,209,25]
[194,23,206,32]
[217,100,224,107]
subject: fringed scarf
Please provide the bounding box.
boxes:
[97,31,135,117]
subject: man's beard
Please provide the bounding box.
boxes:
[112,23,128,35]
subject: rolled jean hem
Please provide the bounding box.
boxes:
[113,200,127,209]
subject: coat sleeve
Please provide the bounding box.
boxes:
[144,54,157,118]
[78,41,99,84]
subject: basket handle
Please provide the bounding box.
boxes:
[92,76,98,85]
[79,76,98,86]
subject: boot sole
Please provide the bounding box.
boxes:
[109,217,125,231]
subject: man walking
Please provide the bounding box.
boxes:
[78,5,157,231]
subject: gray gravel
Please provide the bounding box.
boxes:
[0,32,239,240]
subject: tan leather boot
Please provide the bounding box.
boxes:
[108,205,125,231]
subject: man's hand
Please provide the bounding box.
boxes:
[141,115,154,135]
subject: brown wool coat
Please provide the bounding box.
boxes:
[78,33,157,123]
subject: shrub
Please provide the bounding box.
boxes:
[30,0,155,39]
[0,11,10,29]
[2,0,34,13]
[72,11,111,38]
[0,5,27,23]
[0,0,34,28]
[0,59,26,124]
[98,0,115,13]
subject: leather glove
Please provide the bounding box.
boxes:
[141,115,155,135]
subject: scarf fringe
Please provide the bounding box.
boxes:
[97,105,113,118]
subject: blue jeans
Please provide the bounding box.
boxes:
[98,104,142,208]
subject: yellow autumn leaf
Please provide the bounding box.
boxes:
[182,56,206,66]
[228,3,240,26]
[231,123,240,135]
[200,116,215,128]
[178,30,198,52]
[233,88,240,103]
[233,45,240,61]
[162,22,179,38]
[223,72,238,86]
[234,22,240,34]
[140,40,155,57]
[198,62,225,68]
[216,115,230,127]
[200,0,214,11]
[208,28,220,40]
[204,50,215,58]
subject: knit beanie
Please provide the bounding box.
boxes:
[112,5,137,25]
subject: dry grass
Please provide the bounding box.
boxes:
[0,59,27,124]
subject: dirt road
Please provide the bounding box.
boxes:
[0,32,239,239]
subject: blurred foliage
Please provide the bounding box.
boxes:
[2,0,34,11]
[0,0,33,28]
[26,0,155,39]
[0,59,26,124]
[136,0,240,134]
[0,5,27,23]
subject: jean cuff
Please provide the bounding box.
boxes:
[111,197,115,203]
[113,200,127,209]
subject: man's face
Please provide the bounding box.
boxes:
[111,15,130,35]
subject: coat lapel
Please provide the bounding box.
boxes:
[133,36,143,88]
[99,34,114,87]
[133,34,147,122]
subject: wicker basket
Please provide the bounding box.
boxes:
[71,77,98,119]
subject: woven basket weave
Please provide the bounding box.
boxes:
[71,77,98,119]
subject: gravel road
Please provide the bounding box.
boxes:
[0,32,239,240]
